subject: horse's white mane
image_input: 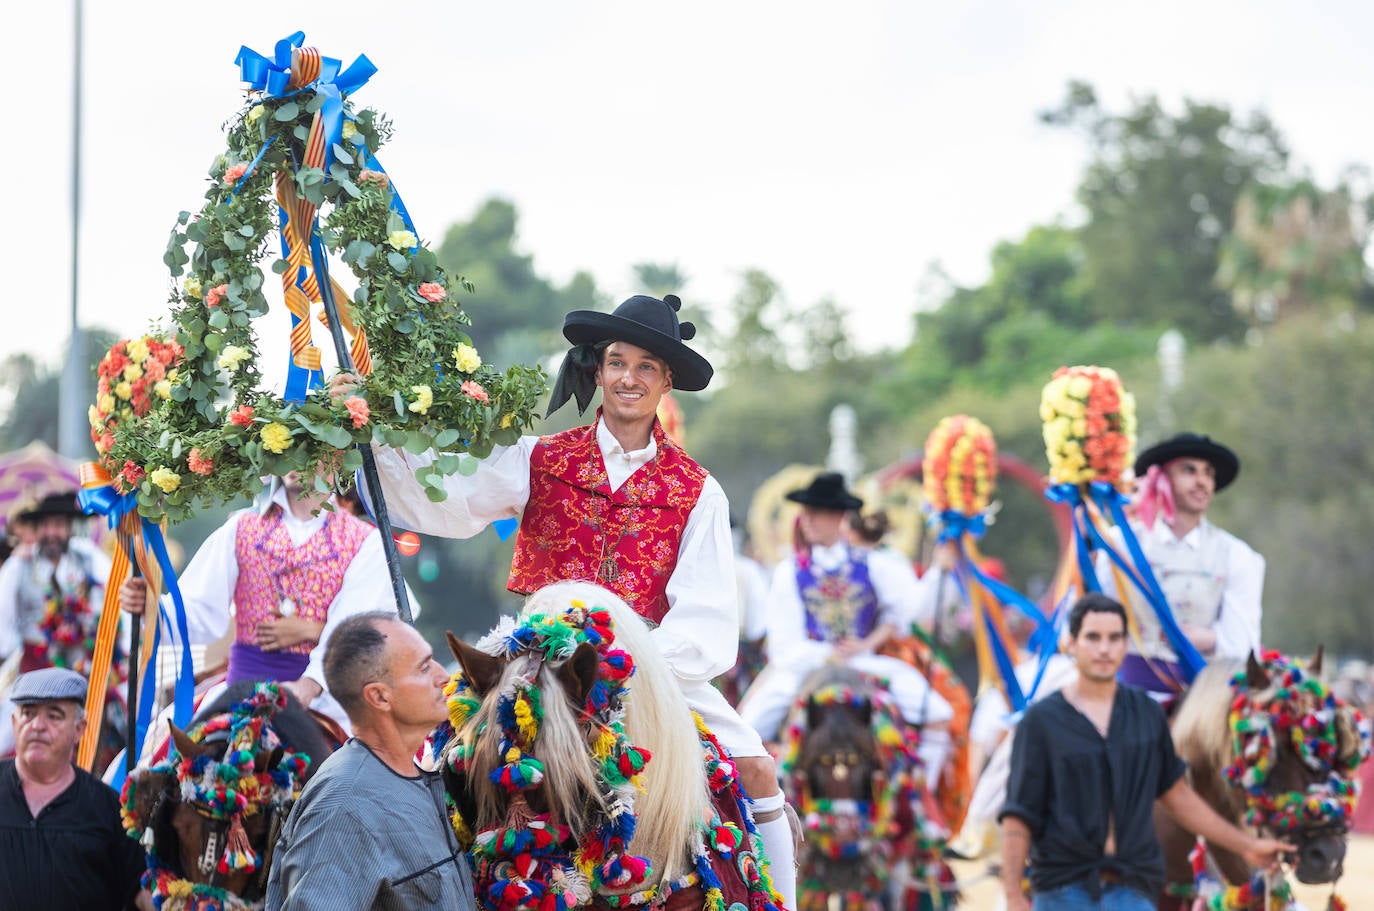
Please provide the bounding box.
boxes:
[1171,658,1244,773]
[521,581,714,887]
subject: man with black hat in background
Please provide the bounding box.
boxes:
[350,293,801,910]
[0,667,149,910]
[1099,432,1264,698]
[0,490,113,673]
[738,471,956,780]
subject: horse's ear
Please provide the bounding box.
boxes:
[1246,651,1271,690]
[169,723,215,760]
[555,642,600,708]
[1309,645,1324,676]
[449,631,504,697]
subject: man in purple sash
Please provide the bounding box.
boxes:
[740,472,955,779]
[119,471,417,733]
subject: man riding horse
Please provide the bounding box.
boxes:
[1099,432,1264,703]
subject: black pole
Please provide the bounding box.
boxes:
[125,563,141,775]
[312,251,414,625]
[917,551,951,725]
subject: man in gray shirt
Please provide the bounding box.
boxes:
[266,611,474,910]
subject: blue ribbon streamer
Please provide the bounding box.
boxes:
[1043,481,1204,682]
[78,487,196,785]
[493,518,519,541]
[1084,481,1205,680]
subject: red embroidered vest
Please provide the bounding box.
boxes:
[233,507,374,654]
[508,418,708,624]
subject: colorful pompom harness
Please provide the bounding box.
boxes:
[443,600,782,911]
[1184,651,1369,911]
[121,682,311,911]
[780,682,955,911]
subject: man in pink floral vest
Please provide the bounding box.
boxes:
[120,470,414,734]
[366,294,801,911]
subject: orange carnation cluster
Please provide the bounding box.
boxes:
[89,335,184,464]
[922,414,997,516]
[1039,365,1136,487]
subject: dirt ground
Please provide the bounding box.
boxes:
[948,833,1374,909]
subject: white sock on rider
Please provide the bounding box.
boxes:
[751,789,797,911]
[918,728,950,787]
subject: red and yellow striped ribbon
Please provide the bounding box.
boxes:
[74,463,161,770]
[316,278,374,375]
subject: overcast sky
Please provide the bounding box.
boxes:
[8,1,1374,389]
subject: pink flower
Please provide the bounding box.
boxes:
[187,448,214,476]
[417,282,446,303]
[205,284,229,308]
[344,396,370,429]
[228,405,255,427]
[357,169,389,188]
[120,461,146,487]
[461,380,489,404]
[222,162,249,187]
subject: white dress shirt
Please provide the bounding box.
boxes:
[369,418,739,683]
[173,485,418,693]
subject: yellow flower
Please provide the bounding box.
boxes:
[342,120,357,141]
[500,413,514,429]
[216,345,251,372]
[452,344,481,374]
[388,230,418,251]
[260,422,292,453]
[126,338,150,364]
[87,405,100,426]
[154,380,172,399]
[1067,375,1093,399]
[184,277,203,300]
[168,369,180,383]
[98,393,115,414]
[115,381,133,400]
[123,363,143,383]
[408,385,433,415]
[149,466,181,493]
[246,104,265,124]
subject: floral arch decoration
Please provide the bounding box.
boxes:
[99,32,547,524]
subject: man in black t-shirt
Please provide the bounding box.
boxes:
[997,594,1290,910]
[0,667,148,911]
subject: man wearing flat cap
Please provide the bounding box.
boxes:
[1099,432,1265,697]
[361,293,801,909]
[0,667,149,910]
[739,471,956,780]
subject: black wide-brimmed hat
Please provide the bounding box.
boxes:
[547,294,714,417]
[14,490,84,523]
[785,472,864,512]
[1134,432,1240,491]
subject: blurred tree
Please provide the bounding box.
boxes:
[720,269,787,375]
[633,262,687,296]
[0,328,117,454]
[1216,170,1373,330]
[435,198,605,369]
[1041,80,1290,341]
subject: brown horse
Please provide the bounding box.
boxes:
[121,681,337,910]
[1156,648,1369,909]
[441,580,784,911]
[780,664,959,911]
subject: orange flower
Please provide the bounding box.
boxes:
[187,449,214,475]
[228,404,255,427]
[417,282,446,303]
[205,284,229,308]
[344,396,370,429]
[222,162,249,187]
[461,380,489,404]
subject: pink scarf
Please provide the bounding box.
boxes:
[1134,461,1177,530]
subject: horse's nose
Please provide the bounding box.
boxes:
[1296,837,1346,883]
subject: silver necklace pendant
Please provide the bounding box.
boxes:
[277,597,296,617]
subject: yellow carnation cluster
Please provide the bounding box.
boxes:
[1039,365,1137,487]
